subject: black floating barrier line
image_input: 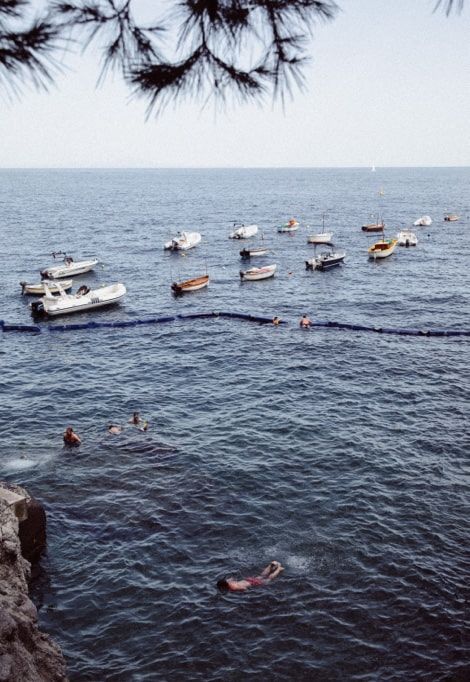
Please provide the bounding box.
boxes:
[0,313,468,337]
[2,324,41,333]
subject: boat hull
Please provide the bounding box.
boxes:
[368,239,398,259]
[31,283,126,317]
[240,264,277,281]
[362,223,385,232]
[307,233,333,244]
[21,279,73,295]
[240,247,269,258]
[40,259,98,279]
[164,232,202,251]
[171,275,209,294]
[306,252,345,271]
[229,224,258,239]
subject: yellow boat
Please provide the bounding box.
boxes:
[368,238,398,259]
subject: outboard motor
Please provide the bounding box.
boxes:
[30,301,46,318]
[20,281,27,295]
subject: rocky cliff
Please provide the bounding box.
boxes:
[0,484,68,682]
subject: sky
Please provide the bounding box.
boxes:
[1,0,469,168]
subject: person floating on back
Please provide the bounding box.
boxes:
[63,426,81,446]
[300,314,311,328]
[108,424,122,435]
[217,561,284,592]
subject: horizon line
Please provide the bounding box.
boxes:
[0,165,469,171]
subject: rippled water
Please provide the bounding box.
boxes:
[1,169,469,680]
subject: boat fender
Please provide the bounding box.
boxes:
[2,324,41,333]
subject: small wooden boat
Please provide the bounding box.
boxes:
[368,238,398,259]
[40,256,99,279]
[362,221,385,232]
[278,219,299,233]
[413,215,432,227]
[305,249,346,271]
[239,246,269,259]
[171,274,209,295]
[30,282,126,317]
[20,279,73,295]
[229,223,258,239]
[397,230,418,247]
[444,213,459,222]
[164,231,201,251]
[240,264,277,281]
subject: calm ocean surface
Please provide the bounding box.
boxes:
[0,168,469,681]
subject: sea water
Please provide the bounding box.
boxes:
[0,168,469,680]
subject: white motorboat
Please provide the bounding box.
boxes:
[277,219,299,233]
[240,263,277,281]
[397,230,418,247]
[40,256,99,279]
[305,248,346,271]
[30,282,126,317]
[413,215,432,227]
[368,238,398,259]
[164,231,201,251]
[20,279,73,295]
[229,223,258,239]
[239,246,269,258]
[171,274,209,295]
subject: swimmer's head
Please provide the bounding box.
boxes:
[217,578,230,592]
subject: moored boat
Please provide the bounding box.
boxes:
[368,238,398,259]
[444,213,459,222]
[413,215,432,227]
[239,246,269,258]
[20,279,73,295]
[164,231,202,251]
[171,274,209,295]
[40,256,99,279]
[307,213,333,244]
[30,282,126,317]
[240,264,277,281]
[277,218,299,233]
[305,248,345,271]
[362,220,385,232]
[229,223,258,239]
[397,230,418,247]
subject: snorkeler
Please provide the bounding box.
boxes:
[217,561,284,592]
[129,412,149,431]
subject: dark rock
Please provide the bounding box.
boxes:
[19,497,47,564]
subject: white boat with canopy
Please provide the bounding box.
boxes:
[229,224,258,239]
[397,230,418,247]
[240,263,277,281]
[413,215,432,227]
[40,255,99,279]
[307,213,333,244]
[30,282,126,317]
[164,231,202,251]
[20,279,73,295]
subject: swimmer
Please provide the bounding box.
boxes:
[272,316,281,326]
[63,426,81,446]
[217,561,284,592]
[129,412,149,431]
[300,314,311,328]
[108,424,122,435]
